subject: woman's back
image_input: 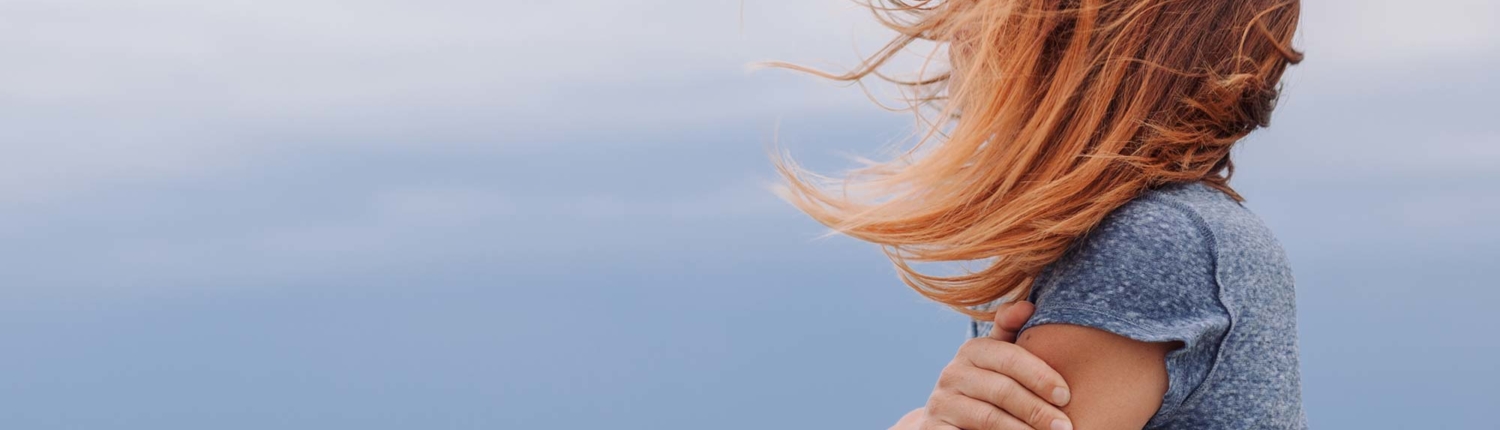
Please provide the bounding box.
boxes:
[974,182,1306,428]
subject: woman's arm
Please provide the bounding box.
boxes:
[894,301,1076,430]
[1016,325,1175,429]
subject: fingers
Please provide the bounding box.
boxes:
[927,391,1033,430]
[926,330,1072,430]
[988,301,1036,343]
[958,338,1071,407]
[944,365,1071,430]
[998,301,1036,334]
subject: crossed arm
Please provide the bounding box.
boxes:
[893,302,1173,430]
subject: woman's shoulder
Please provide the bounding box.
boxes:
[1021,181,1237,350]
[1069,183,1222,270]
[1131,182,1284,250]
[1026,183,1249,427]
[1083,181,1284,267]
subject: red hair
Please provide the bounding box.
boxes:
[769,0,1303,319]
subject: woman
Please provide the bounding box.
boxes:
[771,0,1306,428]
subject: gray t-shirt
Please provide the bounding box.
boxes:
[971,182,1307,429]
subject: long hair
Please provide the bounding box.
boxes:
[769,0,1303,319]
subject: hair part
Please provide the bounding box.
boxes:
[769,0,1303,319]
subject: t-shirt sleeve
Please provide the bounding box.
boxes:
[1018,197,1231,424]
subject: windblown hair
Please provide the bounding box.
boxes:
[770,0,1303,319]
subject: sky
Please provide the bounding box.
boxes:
[0,0,1496,428]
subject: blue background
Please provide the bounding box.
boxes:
[1,0,1496,428]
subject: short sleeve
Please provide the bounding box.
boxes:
[1018,197,1231,426]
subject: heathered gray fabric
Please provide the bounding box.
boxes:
[970,182,1307,429]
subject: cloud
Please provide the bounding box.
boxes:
[1301,0,1500,65]
[0,0,1495,210]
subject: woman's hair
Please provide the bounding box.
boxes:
[771,0,1303,319]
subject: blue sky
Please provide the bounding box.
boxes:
[1,0,1496,428]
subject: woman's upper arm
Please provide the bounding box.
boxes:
[1017,324,1177,430]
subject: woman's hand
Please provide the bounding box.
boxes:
[895,302,1074,430]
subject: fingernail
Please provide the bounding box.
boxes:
[1051,419,1073,430]
[1052,387,1071,405]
